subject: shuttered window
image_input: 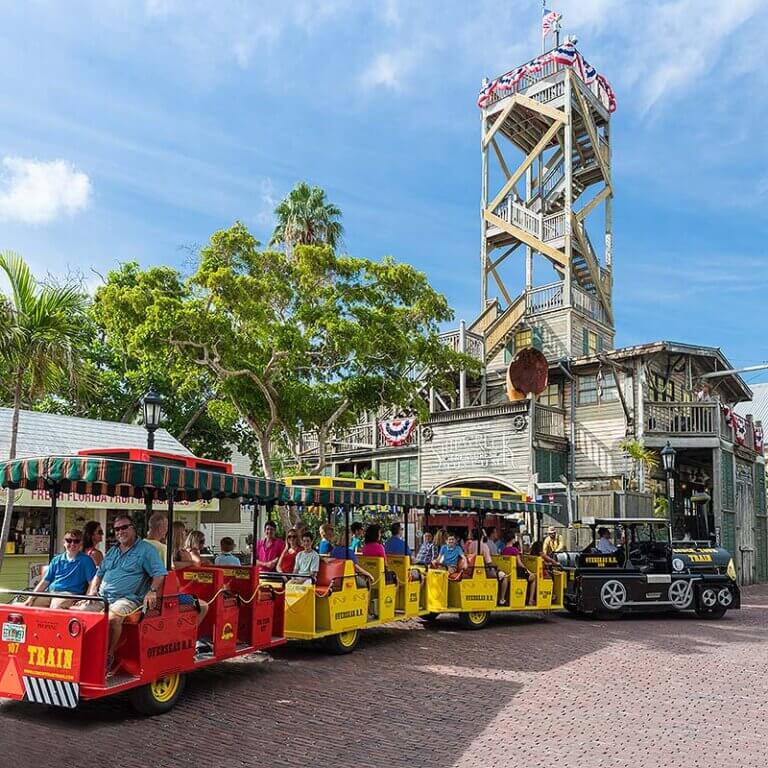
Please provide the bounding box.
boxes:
[721,454,735,511]
[377,457,419,492]
[536,449,568,483]
[755,463,766,516]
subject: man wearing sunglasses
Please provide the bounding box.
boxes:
[24,528,97,609]
[74,514,166,672]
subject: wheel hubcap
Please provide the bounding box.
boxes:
[468,611,487,624]
[717,588,733,607]
[600,580,627,610]
[151,674,180,703]
[339,630,357,647]
[669,580,693,609]
[701,588,717,608]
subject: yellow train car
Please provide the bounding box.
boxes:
[437,486,525,502]
[283,475,389,492]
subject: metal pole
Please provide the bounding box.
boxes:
[48,484,59,562]
[147,429,155,450]
[251,500,260,567]
[166,493,174,570]
[344,505,350,558]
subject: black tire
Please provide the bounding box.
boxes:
[324,629,360,654]
[695,605,727,620]
[129,673,186,716]
[422,612,441,623]
[458,610,490,630]
[564,602,579,615]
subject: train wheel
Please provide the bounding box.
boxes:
[129,672,186,716]
[695,588,727,619]
[325,629,360,654]
[459,611,489,630]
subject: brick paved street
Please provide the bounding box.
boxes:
[3,586,768,768]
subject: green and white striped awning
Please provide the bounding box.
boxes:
[0,456,284,503]
[426,494,562,517]
[282,484,426,508]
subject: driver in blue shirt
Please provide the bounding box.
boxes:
[74,514,166,671]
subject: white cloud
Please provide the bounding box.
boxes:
[0,157,92,224]
[360,52,411,90]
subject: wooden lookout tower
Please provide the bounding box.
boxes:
[474,39,617,365]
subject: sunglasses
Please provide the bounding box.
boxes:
[64,538,81,544]
[287,534,298,539]
[114,524,133,532]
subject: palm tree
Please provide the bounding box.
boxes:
[0,251,91,567]
[269,181,344,251]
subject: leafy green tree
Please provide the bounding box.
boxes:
[0,251,92,566]
[99,221,474,479]
[269,181,344,251]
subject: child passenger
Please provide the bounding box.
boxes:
[214,537,241,566]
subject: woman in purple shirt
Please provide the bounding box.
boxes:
[361,524,387,561]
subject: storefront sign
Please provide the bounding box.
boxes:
[427,433,519,471]
[0,488,218,513]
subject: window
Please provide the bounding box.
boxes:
[599,370,619,402]
[582,328,603,356]
[515,328,532,351]
[539,383,561,407]
[650,372,675,402]
[377,457,419,492]
[578,375,598,405]
[535,449,567,483]
[578,372,619,405]
[504,341,514,364]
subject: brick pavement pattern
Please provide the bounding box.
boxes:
[2,586,768,768]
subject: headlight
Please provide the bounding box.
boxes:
[727,558,737,581]
[672,557,685,572]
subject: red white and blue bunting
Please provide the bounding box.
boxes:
[477,41,617,112]
[379,417,417,447]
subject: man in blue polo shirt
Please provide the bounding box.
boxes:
[25,528,97,609]
[74,513,166,669]
[383,522,412,556]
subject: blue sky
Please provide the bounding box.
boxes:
[1,0,767,381]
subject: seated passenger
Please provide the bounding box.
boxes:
[255,520,285,573]
[25,529,96,609]
[530,540,559,567]
[330,534,375,587]
[277,529,300,573]
[291,532,321,584]
[318,523,334,555]
[414,530,438,566]
[83,521,105,567]
[467,530,509,605]
[384,522,411,556]
[434,534,467,574]
[214,536,241,566]
[596,527,617,554]
[501,532,536,605]
[144,512,168,565]
[350,522,365,553]
[72,514,166,673]
[178,530,207,568]
[361,524,387,559]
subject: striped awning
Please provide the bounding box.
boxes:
[0,456,284,503]
[426,494,562,517]
[282,484,426,508]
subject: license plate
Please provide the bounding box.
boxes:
[1,622,26,643]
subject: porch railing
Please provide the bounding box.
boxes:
[644,402,718,436]
[438,328,485,362]
[535,404,566,438]
[526,282,564,315]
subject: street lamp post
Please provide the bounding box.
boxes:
[661,441,677,522]
[142,385,164,527]
[142,385,164,450]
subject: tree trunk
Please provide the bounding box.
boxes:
[0,369,24,569]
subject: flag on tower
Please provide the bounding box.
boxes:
[542,8,562,38]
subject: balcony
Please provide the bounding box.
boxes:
[644,402,761,453]
[438,327,485,363]
[483,49,613,113]
[645,402,718,437]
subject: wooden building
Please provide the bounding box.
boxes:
[297,43,766,584]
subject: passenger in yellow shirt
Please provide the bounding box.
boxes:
[542,526,564,557]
